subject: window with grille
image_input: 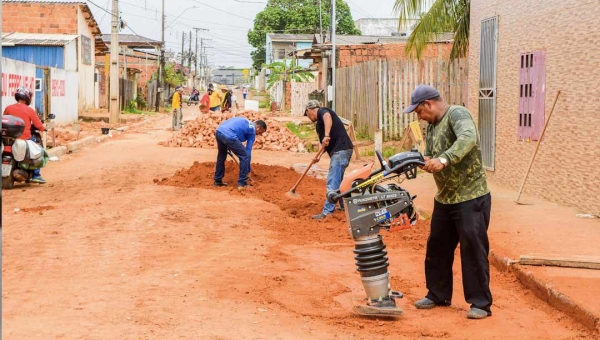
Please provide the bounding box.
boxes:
[277,49,286,59]
[518,51,546,141]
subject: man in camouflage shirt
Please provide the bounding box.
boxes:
[404,85,492,320]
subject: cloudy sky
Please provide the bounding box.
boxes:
[86,0,401,68]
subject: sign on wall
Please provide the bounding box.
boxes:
[1,57,36,113]
[81,35,92,65]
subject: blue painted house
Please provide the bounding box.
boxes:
[2,32,77,114]
[2,0,108,122]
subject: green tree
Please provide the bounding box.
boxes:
[164,62,186,87]
[248,0,361,70]
[394,0,469,60]
[264,60,315,90]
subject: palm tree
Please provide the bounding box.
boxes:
[394,0,470,60]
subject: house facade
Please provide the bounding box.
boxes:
[97,34,161,108]
[265,34,313,69]
[2,0,107,118]
[469,0,600,213]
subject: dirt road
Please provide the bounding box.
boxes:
[2,112,593,339]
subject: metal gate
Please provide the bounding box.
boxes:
[478,16,498,170]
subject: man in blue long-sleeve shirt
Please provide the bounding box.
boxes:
[214,117,267,188]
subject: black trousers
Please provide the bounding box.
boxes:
[425,193,492,313]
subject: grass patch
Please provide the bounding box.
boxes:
[123,108,157,115]
[259,99,270,109]
[285,122,317,140]
[355,128,371,141]
[361,145,398,159]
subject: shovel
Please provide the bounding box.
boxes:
[286,144,326,199]
[228,150,256,179]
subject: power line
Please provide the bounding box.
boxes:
[189,0,254,21]
[87,0,117,17]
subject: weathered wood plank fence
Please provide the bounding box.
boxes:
[335,57,468,140]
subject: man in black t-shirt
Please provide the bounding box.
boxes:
[304,100,354,219]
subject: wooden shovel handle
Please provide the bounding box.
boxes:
[290,144,327,192]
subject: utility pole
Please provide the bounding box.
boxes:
[109,0,120,123]
[155,0,165,112]
[181,31,185,69]
[188,30,192,70]
[193,28,209,87]
[319,0,323,43]
[331,0,336,111]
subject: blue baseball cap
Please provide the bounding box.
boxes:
[403,85,441,113]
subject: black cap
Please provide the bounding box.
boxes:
[403,85,441,113]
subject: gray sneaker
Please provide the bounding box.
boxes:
[414,297,436,310]
[467,307,490,319]
[312,213,328,220]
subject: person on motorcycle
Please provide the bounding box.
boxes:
[191,87,199,102]
[3,86,47,183]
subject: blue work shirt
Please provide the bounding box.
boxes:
[216,117,257,154]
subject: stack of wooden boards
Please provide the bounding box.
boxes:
[159,111,306,152]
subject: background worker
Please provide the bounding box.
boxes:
[304,100,354,220]
[404,85,492,320]
[200,88,211,113]
[229,90,239,114]
[213,117,267,188]
[171,86,183,130]
[3,87,47,183]
[209,85,223,112]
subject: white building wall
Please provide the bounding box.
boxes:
[77,6,97,112]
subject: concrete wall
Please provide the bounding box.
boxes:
[77,6,97,111]
[469,0,600,214]
[354,18,411,36]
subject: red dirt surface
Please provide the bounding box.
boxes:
[19,205,55,214]
[2,113,593,339]
[158,160,594,339]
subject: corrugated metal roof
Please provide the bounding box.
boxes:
[102,34,162,47]
[2,32,78,46]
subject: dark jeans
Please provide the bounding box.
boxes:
[214,131,250,186]
[322,149,353,214]
[29,137,41,178]
[210,106,221,112]
[425,193,492,313]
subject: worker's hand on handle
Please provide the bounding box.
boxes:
[422,158,445,173]
[322,136,331,147]
[419,156,431,170]
[313,144,327,163]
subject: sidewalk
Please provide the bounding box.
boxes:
[401,173,600,332]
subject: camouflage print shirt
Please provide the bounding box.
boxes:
[424,105,489,204]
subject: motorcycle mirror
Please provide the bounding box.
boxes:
[47,113,56,119]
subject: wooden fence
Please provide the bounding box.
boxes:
[335,57,468,140]
[119,78,135,110]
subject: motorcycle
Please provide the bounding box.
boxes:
[1,113,55,189]
[187,91,200,106]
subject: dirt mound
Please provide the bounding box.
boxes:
[159,111,305,152]
[157,161,428,247]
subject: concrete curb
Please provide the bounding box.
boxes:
[489,250,600,333]
[47,146,67,158]
[49,119,152,158]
